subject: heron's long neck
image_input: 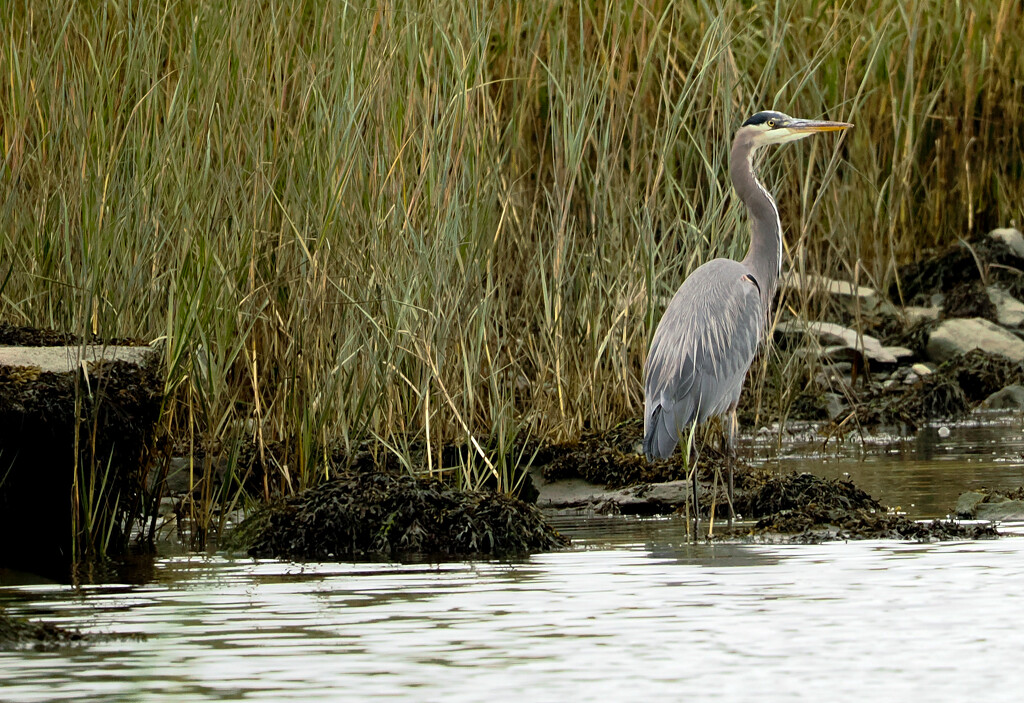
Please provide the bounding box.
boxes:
[730,137,782,309]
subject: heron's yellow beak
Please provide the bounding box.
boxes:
[787,119,853,133]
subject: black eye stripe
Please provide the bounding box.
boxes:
[741,110,788,127]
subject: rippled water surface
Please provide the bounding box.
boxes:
[2,418,1024,702]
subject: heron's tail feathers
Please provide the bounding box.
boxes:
[643,404,680,460]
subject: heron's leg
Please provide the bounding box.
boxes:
[725,406,738,527]
[685,422,700,539]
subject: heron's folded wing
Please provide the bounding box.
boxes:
[644,259,765,440]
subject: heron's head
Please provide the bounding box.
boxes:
[739,111,852,148]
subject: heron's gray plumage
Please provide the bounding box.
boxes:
[643,111,851,462]
[643,259,764,458]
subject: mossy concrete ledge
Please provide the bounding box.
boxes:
[230,470,569,561]
[0,342,163,571]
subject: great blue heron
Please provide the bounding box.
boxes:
[643,110,851,530]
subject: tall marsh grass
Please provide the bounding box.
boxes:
[2,0,1022,515]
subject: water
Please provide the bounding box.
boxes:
[2,418,1024,702]
[752,415,1024,517]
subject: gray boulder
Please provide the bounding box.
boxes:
[533,471,693,514]
[981,384,1024,410]
[955,491,987,517]
[925,317,1024,363]
[989,227,1024,259]
[776,320,911,366]
[781,273,888,313]
[987,286,1024,327]
[0,345,156,373]
[955,490,1024,521]
[977,500,1024,521]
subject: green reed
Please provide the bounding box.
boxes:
[1,0,1021,536]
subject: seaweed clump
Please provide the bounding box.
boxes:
[0,322,144,347]
[542,442,683,488]
[234,470,568,561]
[0,322,79,346]
[0,607,86,650]
[894,236,1022,303]
[734,471,998,542]
[738,471,882,516]
[943,350,1024,402]
[942,280,998,321]
[754,507,999,542]
[849,349,1024,430]
[540,418,735,488]
[855,373,970,429]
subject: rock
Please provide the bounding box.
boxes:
[0,342,163,571]
[0,345,155,373]
[903,306,942,326]
[986,286,1024,327]
[980,384,1024,410]
[955,489,1024,521]
[822,393,846,419]
[955,491,986,517]
[976,500,1024,521]
[925,318,1024,363]
[988,227,1024,260]
[534,473,693,514]
[911,362,933,376]
[781,272,890,313]
[776,320,909,365]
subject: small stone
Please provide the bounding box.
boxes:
[937,426,951,438]
[911,363,933,376]
[903,372,919,384]
[904,306,942,326]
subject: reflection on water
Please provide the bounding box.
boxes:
[3,532,1024,702]
[1,417,1024,702]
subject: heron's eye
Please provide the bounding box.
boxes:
[767,119,776,128]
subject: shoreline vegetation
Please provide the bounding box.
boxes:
[2,1,1023,558]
